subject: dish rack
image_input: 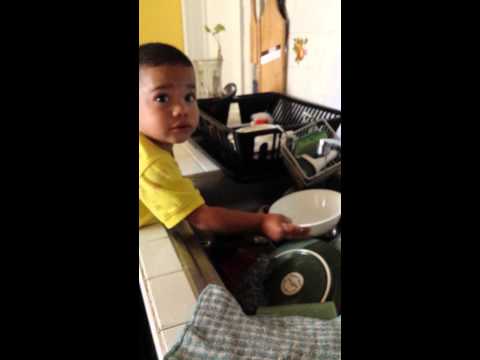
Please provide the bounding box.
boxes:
[280,119,341,189]
[194,92,341,182]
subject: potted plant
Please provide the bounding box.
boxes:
[205,23,226,61]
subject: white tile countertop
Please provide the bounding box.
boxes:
[139,222,225,358]
[139,226,193,358]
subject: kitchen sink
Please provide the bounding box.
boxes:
[175,169,342,314]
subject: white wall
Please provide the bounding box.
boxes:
[285,0,341,109]
[182,0,245,94]
[205,0,245,94]
[181,0,209,59]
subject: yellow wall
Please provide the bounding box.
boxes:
[139,0,184,50]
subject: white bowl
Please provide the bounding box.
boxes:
[269,189,341,238]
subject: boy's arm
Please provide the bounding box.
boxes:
[186,205,309,241]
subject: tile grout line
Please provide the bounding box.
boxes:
[160,322,188,332]
[145,268,186,282]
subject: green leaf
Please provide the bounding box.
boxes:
[204,25,211,33]
[213,24,226,34]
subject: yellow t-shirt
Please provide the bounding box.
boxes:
[139,134,205,229]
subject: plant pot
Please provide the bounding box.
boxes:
[193,58,223,99]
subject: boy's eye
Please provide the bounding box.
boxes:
[155,94,169,103]
[185,93,196,103]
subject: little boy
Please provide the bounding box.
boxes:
[139,43,308,241]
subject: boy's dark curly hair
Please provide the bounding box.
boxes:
[139,43,193,68]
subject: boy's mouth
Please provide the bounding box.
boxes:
[170,124,192,132]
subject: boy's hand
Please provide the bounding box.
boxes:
[261,213,310,242]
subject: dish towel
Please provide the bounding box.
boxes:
[164,284,341,360]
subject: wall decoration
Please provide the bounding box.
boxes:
[293,37,309,64]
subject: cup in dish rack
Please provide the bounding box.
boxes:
[227,124,283,155]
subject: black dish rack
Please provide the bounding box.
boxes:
[193,92,341,182]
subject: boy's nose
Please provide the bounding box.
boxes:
[172,104,188,117]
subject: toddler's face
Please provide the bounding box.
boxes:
[139,65,199,149]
